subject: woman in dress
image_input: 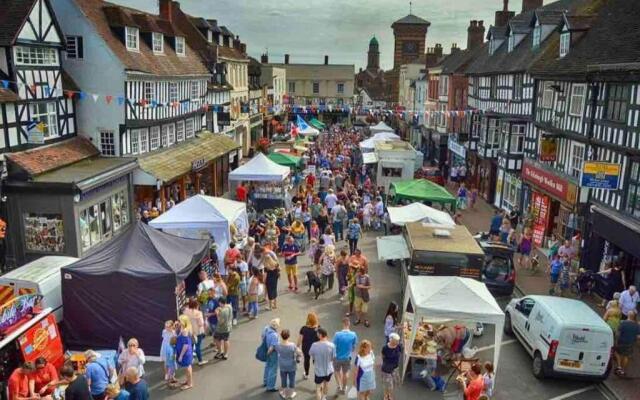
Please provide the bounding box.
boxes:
[353,340,376,399]
[309,220,321,243]
[336,249,350,301]
[297,312,320,380]
[603,300,622,339]
[175,315,194,390]
[263,244,280,310]
[319,245,336,293]
[321,226,335,248]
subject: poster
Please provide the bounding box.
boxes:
[531,192,550,227]
[18,313,64,368]
[532,223,546,247]
[23,213,65,252]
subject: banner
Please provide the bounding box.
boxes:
[539,136,557,161]
[18,313,64,368]
[581,162,621,190]
[532,223,546,247]
[531,192,550,227]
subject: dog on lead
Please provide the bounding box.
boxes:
[306,270,322,299]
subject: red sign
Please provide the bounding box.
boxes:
[522,160,568,201]
[18,313,64,368]
[532,224,546,247]
[532,192,550,227]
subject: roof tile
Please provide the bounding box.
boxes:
[0,0,36,46]
[7,137,100,177]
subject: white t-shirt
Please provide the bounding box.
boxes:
[236,260,249,275]
[197,279,214,296]
[325,194,338,209]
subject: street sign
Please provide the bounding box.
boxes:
[581,162,620,190]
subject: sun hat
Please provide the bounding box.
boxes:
[269,318,281,329]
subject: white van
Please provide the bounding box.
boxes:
[0,256,79,322]
[504,295,613,380]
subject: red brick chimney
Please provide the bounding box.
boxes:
[159,0,177,22]
[495,0,515,27]
[434,43,443,59]
[522,0,543,12]
[467,20,485,50]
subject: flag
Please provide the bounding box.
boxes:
[105,95,113,104]
[0,80,8,89]
[117,96,125,105]
[92,94,99,102]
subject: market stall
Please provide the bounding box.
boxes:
[390,179,457,211]
[149,195,248,261]
[61,222,209,355]
[359,132,402,151]
[402,276,505,382]
[229,153,291,212]
[268,152,302,169]
[309,117,327,131]
[388,202,455,227]
[369,121,395,134]
[296,115,320,137]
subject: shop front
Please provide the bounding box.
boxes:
[521,159,580,248]
[135,132,241,213]
[427,131,449,168]
[3,138,137,267]
[494,170,522,211]
[447,136,466,172]
[477,158,497,204]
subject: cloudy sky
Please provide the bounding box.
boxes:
[118,0,549,70]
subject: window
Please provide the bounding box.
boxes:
[569,84,586,117]
[541,81,554,109]
[176,120,185,142]
[139,128,149,153]
[503,174,522,210]
[532,25,541,49]
[569,142,585,178]
[508,35,515,52]
[191,81,199,99]
[606,84,629,123]
[150,126,160,150]
[510,124,525,153]
[65,36,83,59]
[29,102,58,137]
[166,123,176,146]
[486,118,500,148]
[169,82,178,103]
[15,46,58,66]
[337,83,344,94]
[288,81,295,93]
[100,130,115,156]
[471,114,481,138]
[513,74,523,100]
[185,118,195,138]
[161,124,168,147]
[144,82,154,101]
[130,129,140,154]
[152,32,164,54]
[490,77,497,98]
[559,31,570,58]
[125,27,139,51]
[175,36,186,56]
[214,63,227,85]
[439,76,449,95]
[79,190,129,252]
[626,162,640,218]
[313,82,319,94]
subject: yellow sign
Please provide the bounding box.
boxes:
[583,162,620,175]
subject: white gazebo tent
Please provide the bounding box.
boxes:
[388,202,456,227]
[149,195,248,260]
[402,276,505,380]
[359,133,401,150]
[370,121,394,133]
[229,152,290,182]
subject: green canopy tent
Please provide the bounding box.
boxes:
[267,152,302,168]
[390,179,457,211]
[309,118,326,130]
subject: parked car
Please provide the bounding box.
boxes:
[504,295,613,381]
[475,234,516,296]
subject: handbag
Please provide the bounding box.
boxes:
[347,386,358,399]
[255,336,268,362]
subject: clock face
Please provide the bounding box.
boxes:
[403,41,418,54]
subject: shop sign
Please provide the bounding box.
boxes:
[581,162,621,190]
[191,158,208,172]
[448,138,466,159]
[0,294,42,332]
[27,120,45,144]
[532,224,546,247]
[539,136,557,162]
[532,192,550,227]
[18,313,64,368]
[522,160,571,202]
[217,112,231,126]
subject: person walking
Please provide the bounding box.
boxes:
[247,267,261,319]
[309,328,336,400]
[353,340,376,400]
[381,333,403,400]
[320,245,336,294]
[456,183,468,210]
[298,312,320,380]
[214,297,232,360]
[331,201,347,241]
[183,298,208,366]
[336,249,350,301]
[619,286,639,319]
[281,235,301,293]
[262,318,281,392]
[347,218,362,255]
[226,267,241,326]
[354,267,372,327]
[263,246,280,310]
[275,329,301,399]
[333,318,358,395]
[383,302,399,342]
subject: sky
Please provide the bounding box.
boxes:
[116,0,550,70]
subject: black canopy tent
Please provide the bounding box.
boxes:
[61,222,209,355]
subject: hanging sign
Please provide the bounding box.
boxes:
[581,162,621,190]
[191,158,208,172]
[539,136,557,161]
[448,138,466,159]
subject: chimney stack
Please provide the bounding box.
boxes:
[467,19,486,50]
[284,54,290,64]
[451,43,460,54]
[434,43,443,58]
[261,53,269,64]
[495,0,515,27]
[159,0,177,22]
[522,0,543,12]
[233,35,241,49]
[240,43,246,54]
[324,55,329,65]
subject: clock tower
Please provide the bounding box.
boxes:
[391,14,431,70]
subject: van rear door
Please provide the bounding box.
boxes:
[555,327,612,376]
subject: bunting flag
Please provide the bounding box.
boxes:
[92,94,99,102]
[117,96,125,106]
[1,80,9,89]
[105,95,113,104]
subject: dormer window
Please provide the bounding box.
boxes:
[207,30,213,43]
[125,27,139,51]
[152,32,163,54]
[559,30,570,58]
[532,25,541,48]
[175,36,186,56]
[489,38,495,55]
[508,34,515,52]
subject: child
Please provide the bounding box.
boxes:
[482,361,495,398]
[160,320,174,381]
[165,336,178,387]
[205,288,220,340]
[470,187,478,210]
[548,254,562,295]
[559,257,571,297]
[247,267,261,319]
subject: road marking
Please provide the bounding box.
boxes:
[474,339,517,352]
[546,386,595,400]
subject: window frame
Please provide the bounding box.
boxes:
[288,81,295,94]
[312,82,320,94]
[175,36,186,56]
[139,128,149,154]
[166,123,176,146]
[125,26,139,52]
[569,142,585,179]
[152,32,164,54]
[130,129,140,155]
[15,46,58,66]
[65,36,83,59]
[508,34,515,52]
[559,30,570,58]
[150,126,160,150]
[169,82,178,103]
[191,81,199,99]
[337,83,345,94]
[185,118,195,139]
[625,162,640,218]
[176,120,185,142]
[144,82,155,102]
[490,76,497,99]
[605,84,629,123]
[29,102,58,138]
[99,130,116,156]
[568,84,586,117]
[541,81,554,109]
[532,25,541,49]
[513,74,523,100]
[509,124,526,154]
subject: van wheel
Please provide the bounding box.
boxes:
[532,352,546,379]
[504,312,513,336]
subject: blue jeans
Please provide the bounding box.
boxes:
[333,221,343,240]
[280,370,296,389]
[227,294,239,319]
[248,301,258,318]
[422,358,437,390]
[195,333,205,362]
[264,352,278,390]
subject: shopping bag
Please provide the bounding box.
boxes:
[346,386,358,399]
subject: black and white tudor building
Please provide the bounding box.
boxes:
[0,0,76,157]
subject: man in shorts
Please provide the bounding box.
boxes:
[614,310,640,376]
[281,235,301,292]
[214,297,233,360]
[309,328,336,400]
[332,318,358,394]
[354,266,372,327]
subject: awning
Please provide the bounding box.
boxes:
[376,235,410,261]
[136,132,240,183]
[362,152,378,164]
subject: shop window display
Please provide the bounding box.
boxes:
[79,190,129,252]
[23,213,65,253]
